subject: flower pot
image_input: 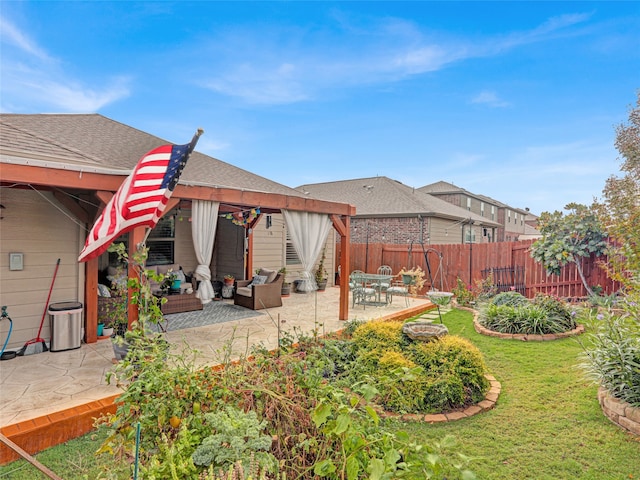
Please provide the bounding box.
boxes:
[317,279,328,291]
[281,283,291,296]
[223,278,234,286]
[97,323,104,336]
[102,327,114,337]
[401,274,415,285]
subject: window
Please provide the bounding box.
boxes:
[508,211,511,223]
[465,226,476,243]
[491,206,495,221]
[147,215,175,265]
[466,197,471,210]
[480,202,485,217]
[285,231,301,266]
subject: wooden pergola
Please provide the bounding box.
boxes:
[2,162,355,343]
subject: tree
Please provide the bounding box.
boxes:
[594,91,640,295]
[530,203,608,297]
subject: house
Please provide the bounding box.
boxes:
[0,114,355,350]
[418,181,531,242]
[295,176,500,247]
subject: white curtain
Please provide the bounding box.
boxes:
[282,210,332,292]
[192,200,220,304]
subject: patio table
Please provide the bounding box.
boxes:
[351,273,394,306]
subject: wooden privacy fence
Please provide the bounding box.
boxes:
[337,240,619,299]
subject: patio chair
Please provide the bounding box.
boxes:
[234,270,283,310]
[349,270,377,308]
[386,274,410,307]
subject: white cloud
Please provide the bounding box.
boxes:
[471,91,511,108]
[195,11,592,106]
[0,17,130,112]
[0,17,51,61]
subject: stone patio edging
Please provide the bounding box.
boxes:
[598,387,640,436]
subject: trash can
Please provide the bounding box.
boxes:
[49,301,83,352]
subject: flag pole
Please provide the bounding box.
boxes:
[188,128,205,154]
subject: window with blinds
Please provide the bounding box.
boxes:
[285,232,302,266]
[147,215,175,265]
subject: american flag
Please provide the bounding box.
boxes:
[78,137,199,263]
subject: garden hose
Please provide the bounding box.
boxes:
[1,306,17,360]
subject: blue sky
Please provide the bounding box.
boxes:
[1,2,638,215]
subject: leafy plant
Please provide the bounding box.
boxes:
[314,246,328,283]
[452,277,476,306]
[490,291,529,307]
[579,306,640,406]
[192,406,277,474]
[593,91,640,297]
[474,272,498,302]
[480,301,575,335]
[530,203,608,297]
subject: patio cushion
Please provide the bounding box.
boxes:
[258,268,277,284]
[236,286,252,297]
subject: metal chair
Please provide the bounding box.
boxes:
[371,265,393,303]
[349,271,377,308]
[386,274,410,307]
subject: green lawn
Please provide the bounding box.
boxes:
[1,309,639,479]
[400,309,640,480]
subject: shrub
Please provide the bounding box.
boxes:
[375,351,429,412]
[98,323,477,478]
[351,320,406,353]
[490,291,529,307]
[452,277,476,306]
[531,293,576,330]
[407,336,489,409]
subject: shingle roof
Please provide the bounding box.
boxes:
[0,113,305,198]
[296,176,499,226]
[419,181,528,213]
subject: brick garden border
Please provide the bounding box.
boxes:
[377,374,501,423]
[598,387,640,436]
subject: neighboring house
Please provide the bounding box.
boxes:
[519,223,543,241]
[295,176,500,248]
[0,114,354,350]
[418,181,530,242]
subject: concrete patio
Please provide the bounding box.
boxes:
[0,287,433,463]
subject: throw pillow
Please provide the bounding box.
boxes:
[249,275,268,286]
[258,268,277,284]
[97,284,111,297]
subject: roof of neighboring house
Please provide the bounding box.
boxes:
[519,223,543,240]
[419,180,529,214]
[0,113,305,198]
[296,176,500,226]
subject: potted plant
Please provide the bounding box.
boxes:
[279,267,291,296]
[314,248,328,291]
[160,269,179,294]
[397,266,426,296]
[223,274,235,286]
